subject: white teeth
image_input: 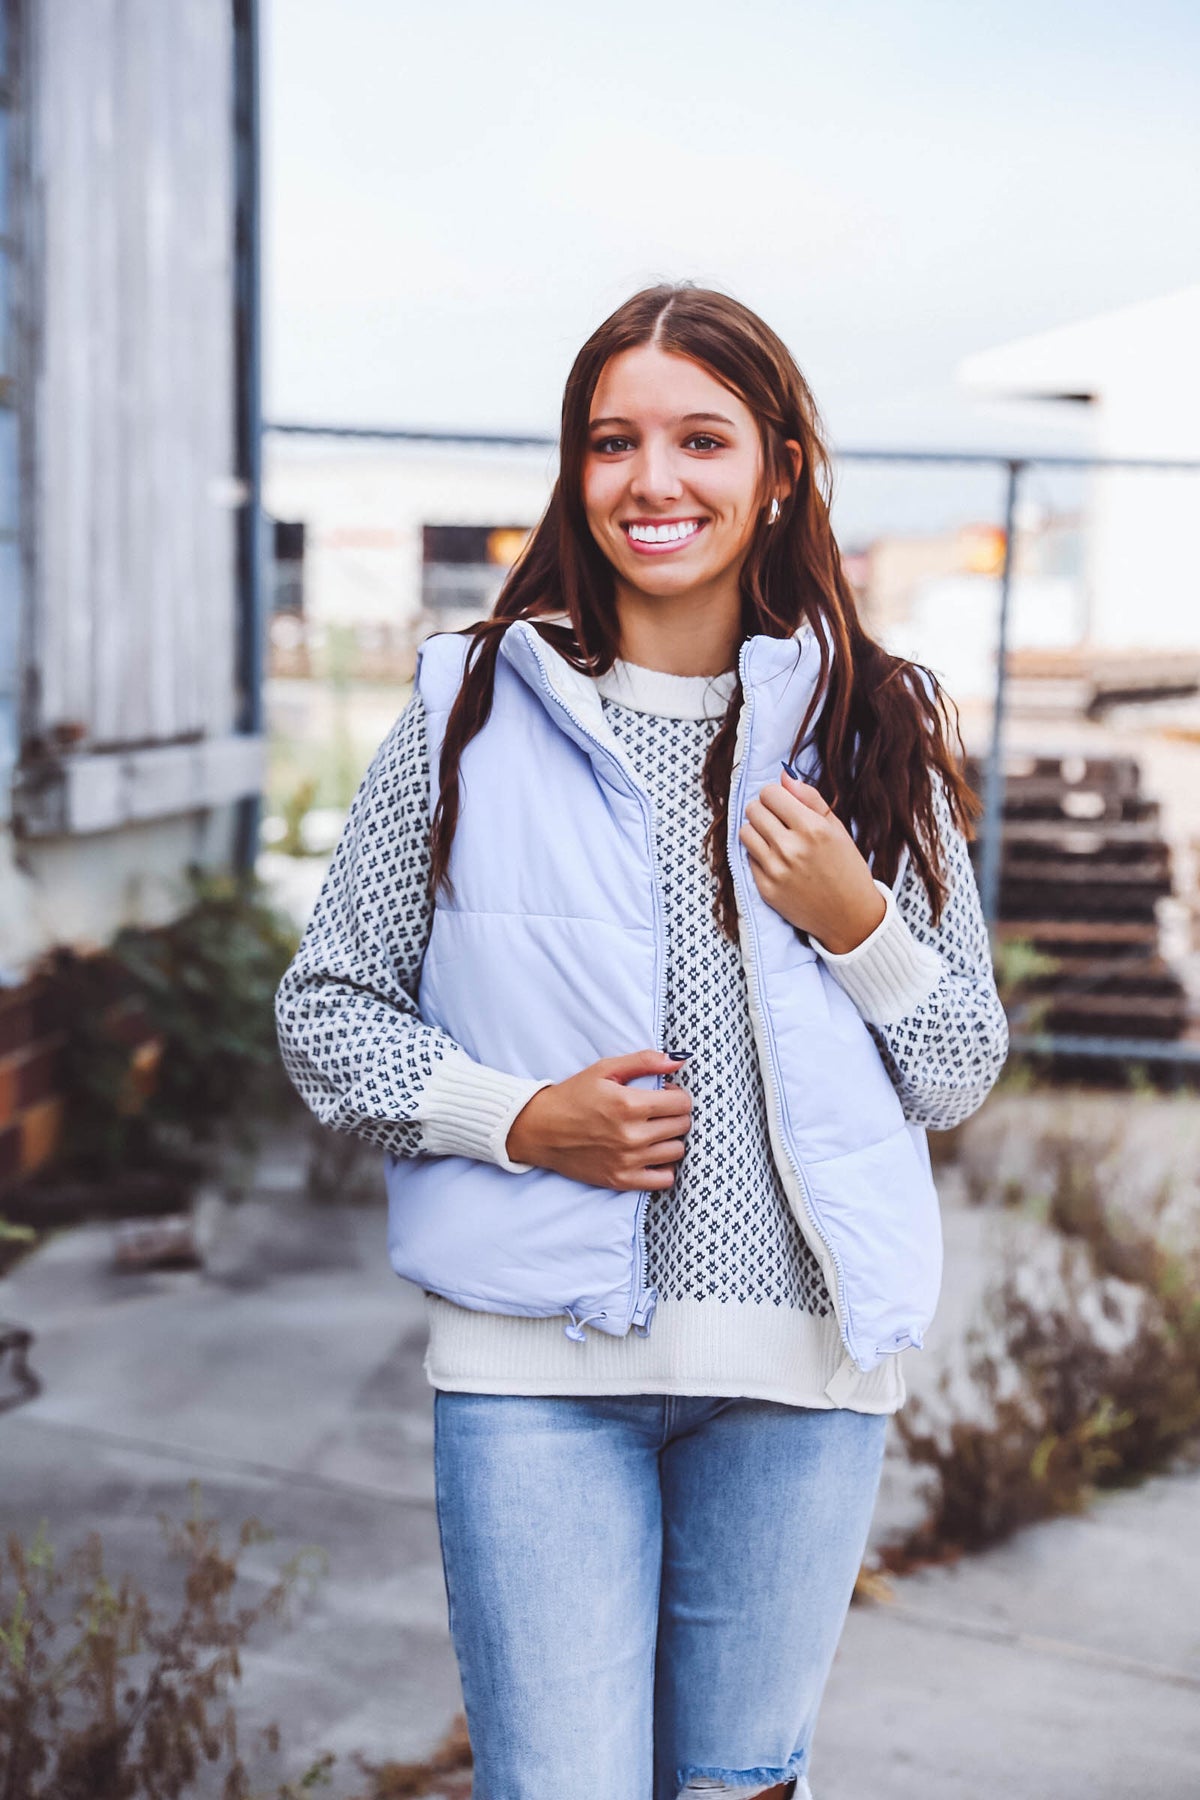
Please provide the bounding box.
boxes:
[627,520,701,544]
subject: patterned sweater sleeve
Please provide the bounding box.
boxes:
[810,775,1009,1129]
[274,691,553,1171]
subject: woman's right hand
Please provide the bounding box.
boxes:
[505,1050,693,1190]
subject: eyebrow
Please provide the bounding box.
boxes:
[588,412,738,430]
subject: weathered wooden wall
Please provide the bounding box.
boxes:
[31,0,237,750]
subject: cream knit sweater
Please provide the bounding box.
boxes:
[276,655,1008,1415]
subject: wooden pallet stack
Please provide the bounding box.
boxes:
[964,751,1190,1043]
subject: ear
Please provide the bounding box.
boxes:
[783,438,803,492]
[774,438,804,508]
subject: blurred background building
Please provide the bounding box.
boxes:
[961,285,1200,651]
[263,432,553,679]
[0,0,262,1187]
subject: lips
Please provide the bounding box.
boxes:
[621,518,708,554]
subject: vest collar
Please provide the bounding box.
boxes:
[495,614,827,806]
[496,617,608,739]
[496,612,819,735]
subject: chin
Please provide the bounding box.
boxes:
[632,570,712,596]
[624,549,722,579]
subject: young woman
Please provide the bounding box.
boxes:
[276,282,1008,1800]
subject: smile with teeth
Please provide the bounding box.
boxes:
[622,518,707,550]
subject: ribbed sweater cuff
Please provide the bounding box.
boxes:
[811,879,944,1025]
[414,1052,555,1171]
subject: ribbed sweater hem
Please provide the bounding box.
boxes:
[422,1293,907,1414]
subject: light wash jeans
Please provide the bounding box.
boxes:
[432,1391,889,1800]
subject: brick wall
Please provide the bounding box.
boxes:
[0,976,66,1191]
[0,955,169,1205]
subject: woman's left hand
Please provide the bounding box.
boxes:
[738,767,887,955]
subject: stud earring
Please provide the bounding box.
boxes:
[767,497,781,525]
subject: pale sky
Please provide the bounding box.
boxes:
[263,0,1200,460]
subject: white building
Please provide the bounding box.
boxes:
[262,433,559,638]
[958,285,1200,651]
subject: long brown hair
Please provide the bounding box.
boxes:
[428,281,976,936]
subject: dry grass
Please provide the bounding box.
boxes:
[0,1487,477,1800]
[0,1484,328,1800]
[879,1109,1200,1575]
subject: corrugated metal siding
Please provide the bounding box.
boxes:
[31,0,236,750]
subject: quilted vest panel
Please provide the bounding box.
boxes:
[383,618,942,1372]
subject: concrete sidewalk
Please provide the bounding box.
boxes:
[2,1138,1198,1798]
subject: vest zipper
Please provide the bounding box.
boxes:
[524,651,662,1337]
[727,660,853,1354]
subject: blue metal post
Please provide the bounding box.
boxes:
[978,458,1023,933]
[232,0,263,877]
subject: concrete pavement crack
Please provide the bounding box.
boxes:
[3,1411,437,1511]
[881,1598,1200,1692]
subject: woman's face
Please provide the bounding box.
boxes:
[583,344,784,604]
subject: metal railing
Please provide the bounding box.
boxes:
[265,422,1200,1068]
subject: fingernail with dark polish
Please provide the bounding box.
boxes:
[782,760,800,779]
[666,1049,693,1061]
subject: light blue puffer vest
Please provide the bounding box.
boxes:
[384,617,942,1376]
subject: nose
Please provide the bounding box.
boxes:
[629,436,683,506]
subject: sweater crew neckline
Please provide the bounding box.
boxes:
[591,657,738,720]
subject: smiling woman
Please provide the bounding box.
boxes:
[585,361,792,587]
[426,285,980,935]
[275,280,1008,1799]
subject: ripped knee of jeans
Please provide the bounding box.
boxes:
[677,1765,812,1799]
[677,1788,792,1800]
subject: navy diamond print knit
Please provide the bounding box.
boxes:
[598,695,833,1317]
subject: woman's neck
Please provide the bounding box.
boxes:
[612,593,741,679]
